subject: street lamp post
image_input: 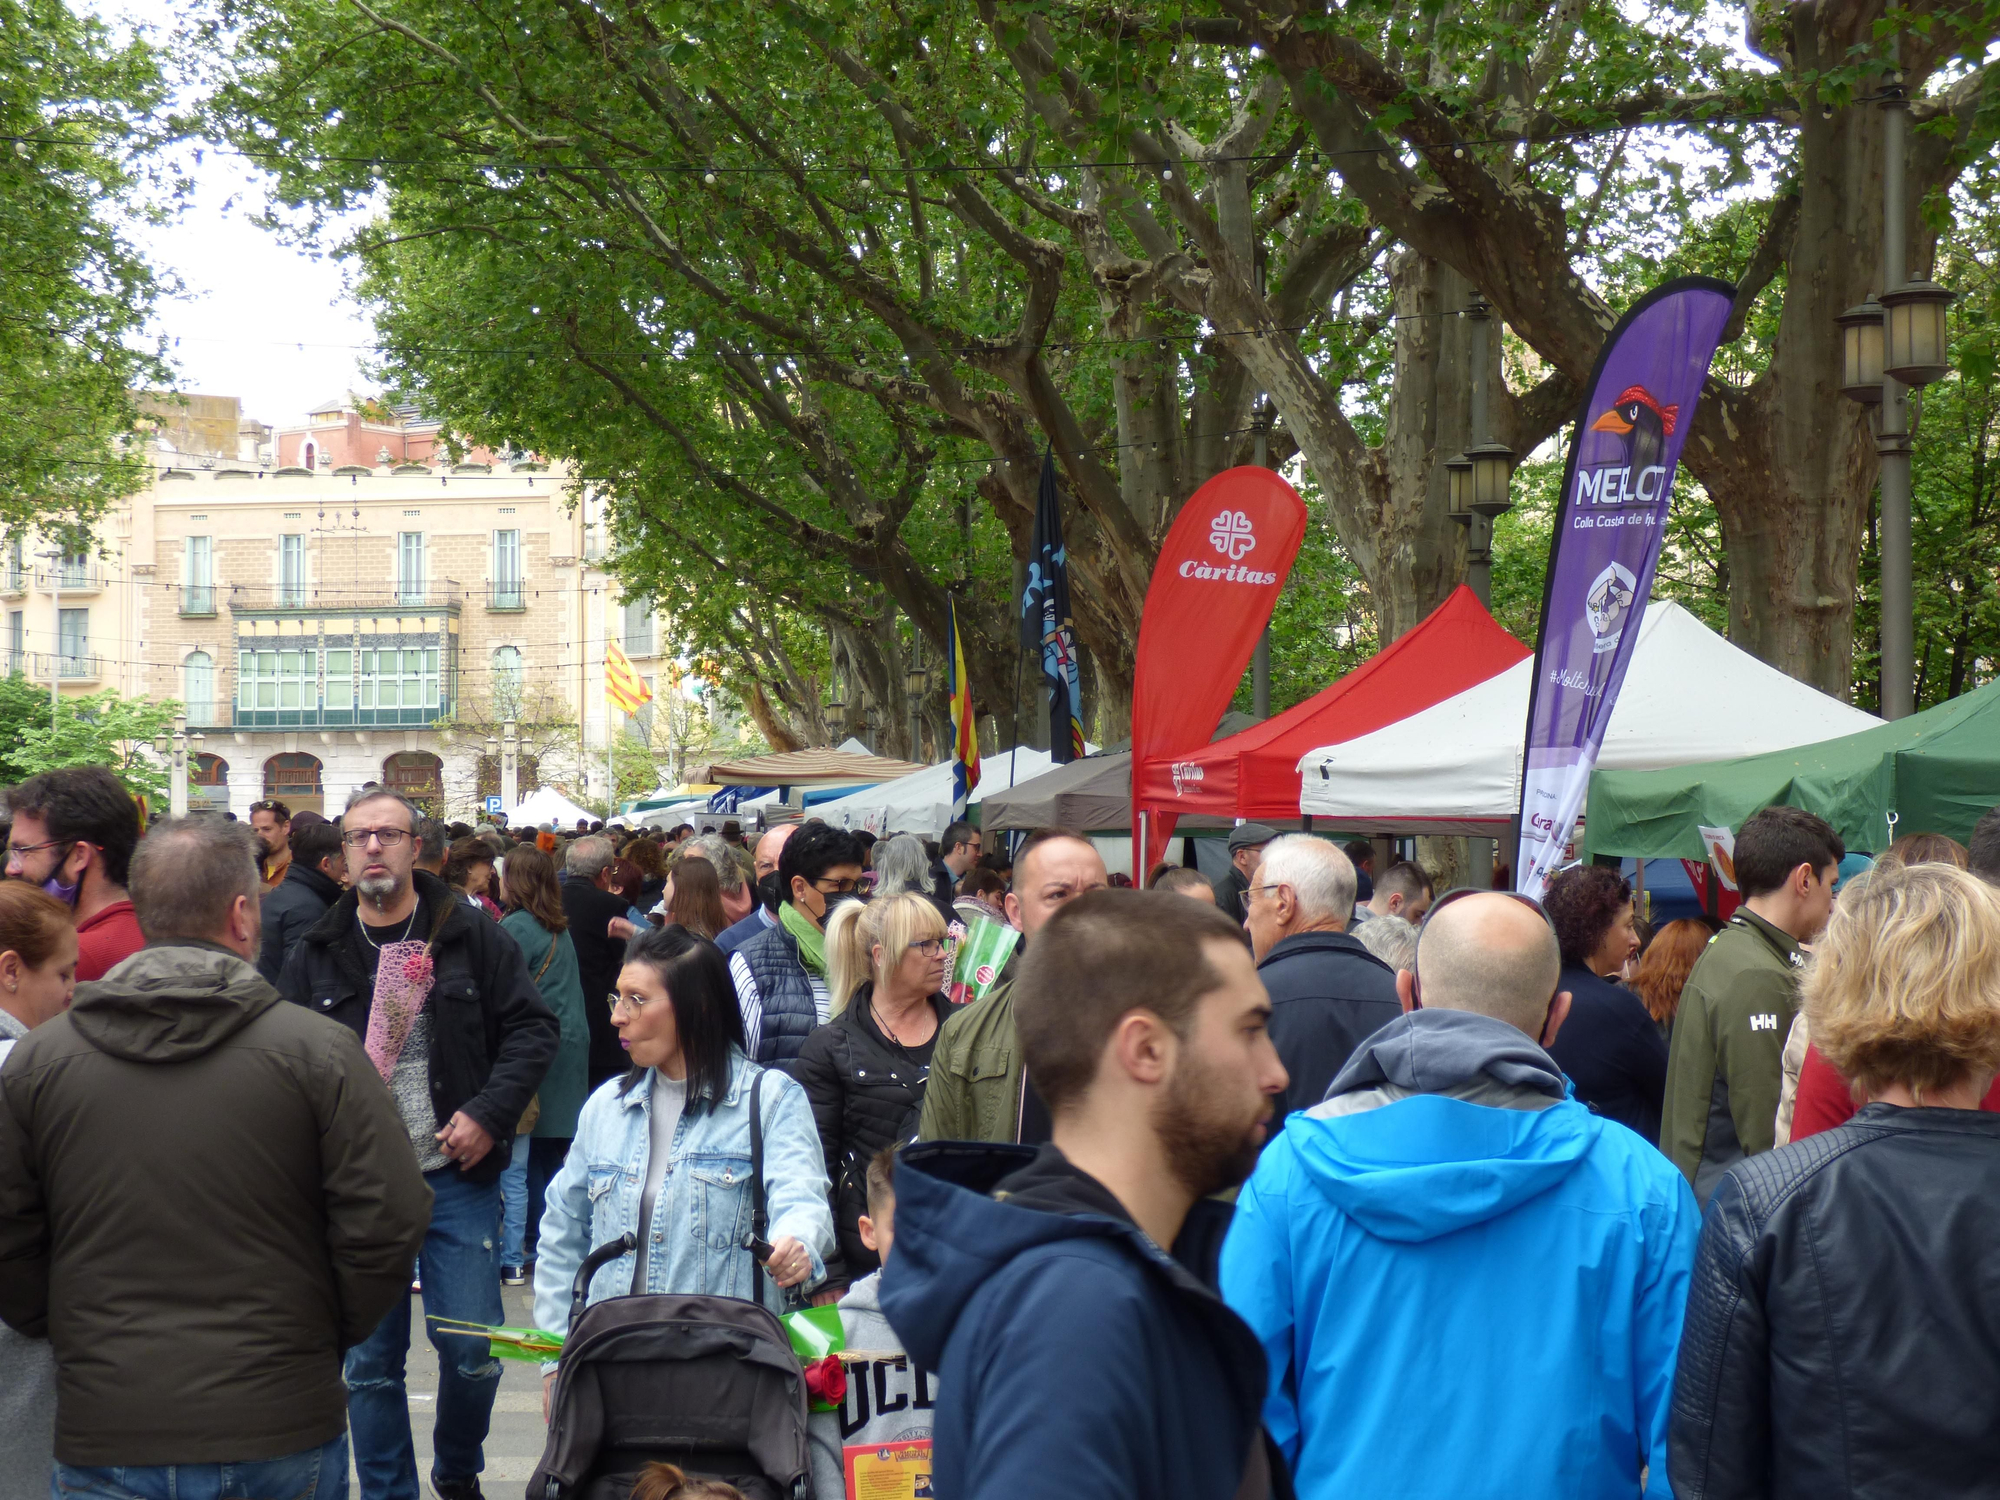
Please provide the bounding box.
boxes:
[1837,49,1954,720]
[153,714,203,818]
[502,719,519,814]
[1451,299,1516,607]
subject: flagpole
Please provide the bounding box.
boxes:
[607,706,617,821]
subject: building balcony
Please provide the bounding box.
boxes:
[181,584,217,617]
[54,653,101,681]
[225,580,464,617]
[486,581,526,612]
[1,569,24,597]
[39,565,102,595]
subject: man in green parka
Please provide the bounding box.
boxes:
[1661,806,1844,1202]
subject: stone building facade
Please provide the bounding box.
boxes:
[9,392,674,820]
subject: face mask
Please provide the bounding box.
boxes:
[822,890,864,919]
[41,846,80,908]
[757,871,785,913]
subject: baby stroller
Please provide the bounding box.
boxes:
[529,1082,813,1500]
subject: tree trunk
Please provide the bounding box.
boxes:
[1351,253,1478,640]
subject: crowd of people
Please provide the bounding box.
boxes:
[1,762,1998,1499]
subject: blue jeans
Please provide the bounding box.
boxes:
[345,1169,502,1500]
[499,1133,531,1269]
[52,1433,348,1500]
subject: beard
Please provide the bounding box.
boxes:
[1153,1047,1271,1201]
[357,871,406,908]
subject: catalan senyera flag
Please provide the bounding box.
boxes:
[948,598,979,816]
[605,641,653,714]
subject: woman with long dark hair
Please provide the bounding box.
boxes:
[533,926,833,1411]
[495,844,588,1281]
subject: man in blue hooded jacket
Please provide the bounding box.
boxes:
[1220,890,1699,1499]
[882,889,1290,1500]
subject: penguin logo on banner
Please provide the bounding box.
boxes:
[1585,562,1638,653]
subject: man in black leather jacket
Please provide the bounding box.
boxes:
[1669,860,2000,1499]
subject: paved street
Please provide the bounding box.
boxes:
[350,1282,547,1500]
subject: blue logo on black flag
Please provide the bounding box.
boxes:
[1021,453,1086,762]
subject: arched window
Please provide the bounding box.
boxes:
[383,750,444,814]
[302,441,317,469]
[265,752,324,815]
[191,753,228,811]
[183,650,214,726]
[492,645,523,714]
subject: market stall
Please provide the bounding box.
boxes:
[1296,602,1881,834]
[1584,675,2000,858]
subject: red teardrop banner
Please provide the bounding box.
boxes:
[1130,466,1308,877]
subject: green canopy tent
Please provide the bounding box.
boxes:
[1584,678,2000,860]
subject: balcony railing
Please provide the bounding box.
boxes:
[224,580,465,615]
[56,653,99,680]
[1,651,23,677]
[1,568,23,596]
[181,584,216,616]
[487,580,526,611]
[39,565,102,594]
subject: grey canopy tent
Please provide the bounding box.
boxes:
[979,713,1260,834]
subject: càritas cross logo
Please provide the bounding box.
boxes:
[1209,508,1257,560]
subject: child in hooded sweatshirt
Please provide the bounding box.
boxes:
[810,1146,936,1500]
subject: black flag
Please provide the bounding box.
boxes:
[1020,453,1085,761]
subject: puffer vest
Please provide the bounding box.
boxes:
[734,922,820,1067]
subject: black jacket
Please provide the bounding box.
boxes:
[1546,964,1668,1143]
[1670,1105,2000,1498]
[792,983,955,1279]
[1258,930,1401,1118]
[257,860,344,984]
[275,871,559,1183]
[0,942,430,1465]
[562,878,633,1086]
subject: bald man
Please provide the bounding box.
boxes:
[715,822,799,956]
[1220,893,1700,1500]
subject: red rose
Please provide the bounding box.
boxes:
[802,1354,847,1407]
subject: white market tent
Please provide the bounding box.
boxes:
[815,747,1081,837]
[507,785,597,828]
[1297,601,1882,835]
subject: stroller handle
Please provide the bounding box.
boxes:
[570,1233,637,1335]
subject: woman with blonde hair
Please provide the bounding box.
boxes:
[1669,860,2000,1494]
[791,892,955,1282]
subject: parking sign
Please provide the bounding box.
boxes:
[484,795,503,814]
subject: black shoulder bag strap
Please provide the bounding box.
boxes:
[745,1068,774,1291]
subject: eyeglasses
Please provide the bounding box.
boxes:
[812,876,860,895]
[1238,882,1288,918]
[606,989,658,1015]
[908,938,948,958]
[341,827,411,849]
[248,801,289,816]
[5,837,67,863]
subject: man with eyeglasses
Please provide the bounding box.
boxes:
[1220,890,1698,1500]
[729,823,868,1068]
[274,787,557,1500]
[5,766,144,982]
[934,821,982,907]
[1241,835,1401,1120]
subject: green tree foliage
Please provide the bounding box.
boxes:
[0,674,176,800]
[1,0,166,526]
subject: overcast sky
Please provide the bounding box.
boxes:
[98,0,377,431]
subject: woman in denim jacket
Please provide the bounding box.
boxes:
[533,925,833,1394]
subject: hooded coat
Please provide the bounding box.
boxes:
[1220,1009,1699,1500]
[0,943,432,1466]
[881,1141,1272,1500]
